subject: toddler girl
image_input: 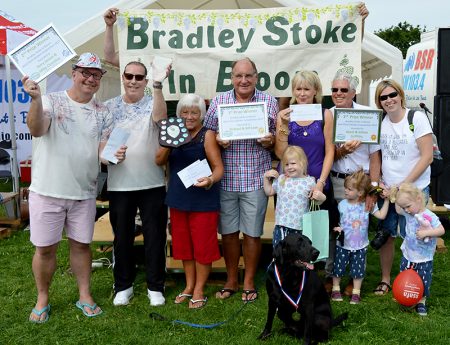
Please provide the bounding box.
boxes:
[264,146,326,246]
[391,182,445,316]
[331,169,389,304]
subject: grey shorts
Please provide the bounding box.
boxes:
[219,189,268,238]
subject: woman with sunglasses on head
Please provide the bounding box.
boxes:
[372,79,433,296]
[275,70,339,280]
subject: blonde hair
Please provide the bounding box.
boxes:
[374,79,406,110]
[344,168,370,201]
[390,182,426,207]
[281,146,308,176]
[290,70,323,104]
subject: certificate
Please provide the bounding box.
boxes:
[177,159,212,189]
[7,24,76,83]
[333,108,382,144]
[100,127,130,164]
[289,104,322,121]
[218,102,268,140]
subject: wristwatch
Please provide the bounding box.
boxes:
[371,181,379,187]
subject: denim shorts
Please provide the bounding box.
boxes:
[272,225,302,247]
[332,246,367,279]
[377,186,429,239]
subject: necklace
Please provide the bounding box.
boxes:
[296,121,314,137]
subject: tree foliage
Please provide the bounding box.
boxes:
[375,21,426,58]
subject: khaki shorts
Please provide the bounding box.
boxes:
[29,191,96,246]
[219,189,268,237]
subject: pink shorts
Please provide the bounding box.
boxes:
[29,191,97,246]
[170,208,221,265]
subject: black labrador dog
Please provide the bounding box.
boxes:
[259,233,348,344]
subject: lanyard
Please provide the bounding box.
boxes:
[274,263,306,310]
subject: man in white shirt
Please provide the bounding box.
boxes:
[23,52,126,322]
[326,71,381,295]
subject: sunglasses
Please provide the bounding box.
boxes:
[331,87,349,93]
[77,69,103,80]
[379,91,399,101]
[123,73,146,81]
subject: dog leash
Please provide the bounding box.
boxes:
[149,264,273,329]
[149,300,249,329]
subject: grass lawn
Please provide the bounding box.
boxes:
[0,227,449,345]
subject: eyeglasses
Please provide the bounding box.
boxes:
[379,91,399,101]
[232,73,256,80]
[76,69,103,80]
[331,88,349,93]
[123,73,146,81]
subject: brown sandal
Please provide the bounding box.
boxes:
[373,281,391,295]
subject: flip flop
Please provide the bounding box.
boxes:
[242,289,258,303]
[174,293,193,304]
[189,297,208,309]
[215,288,237,300]
[29,304,51,323]
[373,282,391,296]
[75,301,103,317]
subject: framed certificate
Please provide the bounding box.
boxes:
[333,108,383,144]
[218,102,268,140]
[8,24,76,83]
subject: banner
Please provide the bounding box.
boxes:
[0,68,32,163]
[117,4,362,100]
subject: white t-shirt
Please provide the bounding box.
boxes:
[380,109,432,189]
[273,174,315,230]
[30,91,113,200]
[105,95,165,191]
[331,102,381,174]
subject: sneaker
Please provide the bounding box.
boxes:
[148,289,165,306]
[350,294,361,305]
[113,287,134,306]
[331,291,343,302]
[416,303,428,316]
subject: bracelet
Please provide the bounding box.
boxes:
[317,178,326,186]
[278,126,290,136]
[153,82,163,89]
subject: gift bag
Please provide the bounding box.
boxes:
[302,200,329,261]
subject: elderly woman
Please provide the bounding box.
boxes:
[372,79,433,296]
[275,70,337,283]
[155,94,223,309]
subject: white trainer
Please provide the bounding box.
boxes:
[113,287,134,306]
[148,289,165,306]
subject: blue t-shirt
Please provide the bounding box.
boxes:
[337,199,379,250]
[400,209,441,262]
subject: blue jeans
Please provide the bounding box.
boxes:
[377,186,429,239]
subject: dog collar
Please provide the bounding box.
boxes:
[274,263,306,310]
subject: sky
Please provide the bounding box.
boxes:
[1,0,449,34]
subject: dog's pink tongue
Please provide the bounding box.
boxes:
[305,262,314,270]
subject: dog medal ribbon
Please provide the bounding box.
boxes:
[274,263,306,310]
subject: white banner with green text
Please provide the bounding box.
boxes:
[117,3,362,100]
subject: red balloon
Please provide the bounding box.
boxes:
[392,268,424,307]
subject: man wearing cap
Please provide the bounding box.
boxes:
[22,52,126,322]
[103,10,171,306]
